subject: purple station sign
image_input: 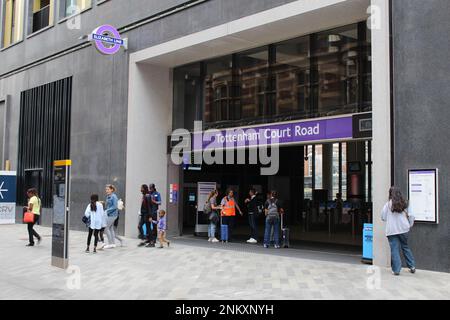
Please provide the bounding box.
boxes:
[89,25,127,55]
[194,115,354,151]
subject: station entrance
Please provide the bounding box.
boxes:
[182,140,372,250]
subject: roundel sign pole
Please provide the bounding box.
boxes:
[88,25,128,55]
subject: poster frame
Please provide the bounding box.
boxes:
[408,168,439,224]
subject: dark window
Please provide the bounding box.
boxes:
[17,77,72,207]
[174,22,372,130]
[31,0,51,33]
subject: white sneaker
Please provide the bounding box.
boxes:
[212,238,220,243]
[249,238,258,244]
[208,238,212,242]
[104,244,116,249]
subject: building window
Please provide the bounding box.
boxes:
[28,0,54,34]
[1,0,24,47]
[17,77,72,208]
[174,21,372,130]
[204,56,233,125]
[274,36,310,118]
[60,0,91,18]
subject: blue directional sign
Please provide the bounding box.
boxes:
[0,171,17,225]
[0,172,16,203]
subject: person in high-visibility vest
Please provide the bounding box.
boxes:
[220,190,243,242]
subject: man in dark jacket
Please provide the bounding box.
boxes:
[138,185,152,247]
[245,188,262,244]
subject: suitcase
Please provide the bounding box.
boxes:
[281,214,290,248]
[221,216,229,242]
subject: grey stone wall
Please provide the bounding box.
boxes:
[0,0,298,231]
[392,0,450,272]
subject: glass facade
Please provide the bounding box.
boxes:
[2,0,24,47]
[173,22,372,131]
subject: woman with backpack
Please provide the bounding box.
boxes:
[25,188,42,247]
[205,190,221,243]
[84,194,105,254]
[382,187,416,276]
[263,191,284,249]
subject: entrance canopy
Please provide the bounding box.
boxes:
[131,0,370,67]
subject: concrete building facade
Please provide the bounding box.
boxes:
[0,0,449,272]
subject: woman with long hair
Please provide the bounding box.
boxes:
[25,188,42,247]
[84,194,104,253]
[206,190,221,243]
[382,187,416,276]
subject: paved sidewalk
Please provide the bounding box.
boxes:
[1,224,449,300]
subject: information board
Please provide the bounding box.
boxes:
[408,169,438,224]
[52,160,71,269]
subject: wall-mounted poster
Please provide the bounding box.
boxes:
[408,169,439,224]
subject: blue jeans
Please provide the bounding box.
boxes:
[248,213,257,240]
[264,216,280,247]
[208,222,216,238]
[388,233,416,274]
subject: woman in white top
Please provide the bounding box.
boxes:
[84,194,105,254]
[381,187,416,276]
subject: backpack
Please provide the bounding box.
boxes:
[118,199,125,211]
[203,201,212,215]
[267,200,280,217]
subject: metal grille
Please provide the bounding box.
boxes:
[17,77,72,207]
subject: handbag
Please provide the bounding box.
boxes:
[404,210,415,228]
[82,216,91,227]
[23,212,35,224]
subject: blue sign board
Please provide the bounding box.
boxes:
[363,223,373,262]
[0,171,17,225]
[0,173,16,203]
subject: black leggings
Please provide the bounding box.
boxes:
[27,215,41,245]
[87,228,100,247]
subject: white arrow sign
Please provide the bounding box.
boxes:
[0,181,8,200]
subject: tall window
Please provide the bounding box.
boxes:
[60,0,91,18]
[274,36,310,117]
[17,77,72,208]
[28,0,54,34]
[236,47,269,120]
[203,56,233,124]
[2,0,24,47]
[312,24,359,117]
[174,21,372,130]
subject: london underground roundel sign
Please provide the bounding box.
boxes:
[89,25,127,55]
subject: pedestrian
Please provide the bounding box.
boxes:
[382,187,416,276]
[263,191,284,249]
[84,194,104,254]
[113,199,125,247]
[138,184,152,247]
[103,184,120,249]
[157,210,171,248]
[25,188,42,247]
[220,189,243,242]
[97,200,107,250]
[245,188,260,244]
[206,190,221,243]
[147,184,162,248]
